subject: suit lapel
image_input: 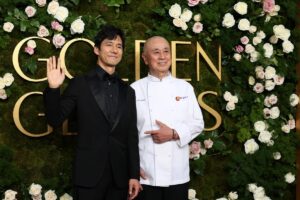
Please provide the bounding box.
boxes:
[86,70,110,123]
[111,81,127,132]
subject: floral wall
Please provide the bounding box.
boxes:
[0,0,299,199]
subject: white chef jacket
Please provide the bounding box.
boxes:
[130,73,204,187]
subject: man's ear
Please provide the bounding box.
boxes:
[142,53,148,65]
[93,46,100,56]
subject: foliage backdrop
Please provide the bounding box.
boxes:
[0,0,299,199]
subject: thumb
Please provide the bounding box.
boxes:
[155,120,165,127]
[128,182,133,195]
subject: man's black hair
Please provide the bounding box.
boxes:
[94,25,125,49]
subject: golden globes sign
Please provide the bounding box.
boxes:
[12,37,222,137]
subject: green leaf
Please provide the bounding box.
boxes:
[69,0,80,6]
[25,59,37,74]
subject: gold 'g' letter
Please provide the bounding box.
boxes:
[12,37,50,82]
[13,92,53,137]
[198,91,222,131]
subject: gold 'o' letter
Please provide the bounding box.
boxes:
[60,38,94,79]
[13,92,53,137]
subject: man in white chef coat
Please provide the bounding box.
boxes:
[131,36,204,200]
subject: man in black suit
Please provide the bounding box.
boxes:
[43,25,141,200]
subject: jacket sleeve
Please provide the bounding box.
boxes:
[43,79,78,127]
[173,85,204,147]
[127,88,140,180]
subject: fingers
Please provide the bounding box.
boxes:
[130,183,139,200]
[140,168,147,180]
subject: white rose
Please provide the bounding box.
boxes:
[37,25,49,37]
[45,190,57,200]
[273,75,284,85]
[282,40,294,53]
[0,78,5,89]
[248,76,255,85]
[270,106,280,119]
[233,53,241,61]
[228,191,238,200]
[248,183,257,193]
[70,18,85,34]
[234,2,248,15]
[288,119,295,129]
[257,30,266,39]
[284,172,295,183]
[253,186,266,198]
[222,13,235,28]
[188,189,196,199]
[253,83,264,93]
[238,18,250,31]
[52,34,66,48]
[269,35,278,44]
[54,6,69,22]
[25,6,37,18]
[173,18,185,28]
[265,80,275,91]
[3,73,14,86]
[263,43,273,58]
[3,22,14,32]
[244,138,259,154]
[59,193,73,200]
[289,94,299,106]
[252,36,262,45]
[36,0,47,7]
[258,130,272,143]
[29,183,42,196]
[216,198,227,200]
[181,22,188,31]
[4,189,17,200]
[248,25,257,33]
[193,14,201,22]
[254,121,266,132]
[268,94,278,105]
[273,25,290,41]
[264,66,276,79]
[263,108,271,119]
[27,39,37,49]
[226,101,236,111]
[245,44,255,54]
[200,147,207,155]
[281,124,290,133]
[0,89,7,100]
[250,51,259,62]
[169,3,181,18]
[223,91,232,101]
[264,96,271,107]
[47,0,59,15]
[231,95,238,103]
[180,9,193,22]
[273,152,281,160]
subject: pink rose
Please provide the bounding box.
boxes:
[263,0,275,13]
[25,46,34,55]
[52,34,66,48]
[204,139,213,149]
[51,21,63,31]
[0,89,7,100]
[240,36,249,45]
[25,6,37,18]
[253,83,264,93]
[35,0,47,7]
[288,119,295,129]
[273,75,284,85]
[263,108,271,119]
[235,45,244,53]
[188,0,200,7]
[190,141,201,155]
[192,22,203,33]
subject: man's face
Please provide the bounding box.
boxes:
[94,36,123,68]
[142,37,171,74]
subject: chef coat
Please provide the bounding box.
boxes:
[131,73,204,187]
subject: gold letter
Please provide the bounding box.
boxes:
[12,37,50,82]
[13,92,53,137]
[135,40,145,81]
[198,91,222,131]
[60,38,94,79]
[196,42,222,81]
[171,41,191,81]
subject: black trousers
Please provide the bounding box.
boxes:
[137,182,189,200]
[73,162,128,200]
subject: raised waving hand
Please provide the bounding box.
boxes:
[47,56,65,88]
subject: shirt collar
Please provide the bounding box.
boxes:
[147,72,172,82]
[95,65,117,82]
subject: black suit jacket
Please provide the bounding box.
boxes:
[43,67,139,188]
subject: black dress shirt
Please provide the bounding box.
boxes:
[95,66,119,126]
